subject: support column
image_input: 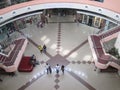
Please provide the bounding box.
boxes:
[43,9,47,15]
[115,32,120,55]
[118,70,120,76]
[104,20,109,31]
[6,0,11,5]
[13,21,19,31]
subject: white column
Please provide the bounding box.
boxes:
[118,70,120,76]
[104,20,109,31]
[115,32,120,55]
[6,0,11,5]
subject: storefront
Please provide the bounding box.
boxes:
[76,11,117,30]
[0,9,118,42]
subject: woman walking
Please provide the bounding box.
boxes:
[61,65,65,74]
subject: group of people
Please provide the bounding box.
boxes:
[45,63,65,74]
[38,44,47,54]
[29,53,65,75]
[36,14,48,28]
[37,21,43,28]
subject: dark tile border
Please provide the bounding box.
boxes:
[18,73,44,90]
[67,71,96,90]
[64,40,88,58]
[56,22,61,54]
[17,30,52,58]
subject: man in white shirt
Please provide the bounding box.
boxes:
[45,63,50,74]
[56,64,60,74]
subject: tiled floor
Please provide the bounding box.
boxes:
[0,15,120,90]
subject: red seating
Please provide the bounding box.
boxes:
[18,56,34,72]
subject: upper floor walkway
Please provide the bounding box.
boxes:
[0,0,120,14]
[0,0,120,24]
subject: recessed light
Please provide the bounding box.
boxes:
[116,15,119,18]
[0,17,3,19]
[85,6,88,8]
[98,9,102,11]
[13,11,16,14]
[28,7,30,10]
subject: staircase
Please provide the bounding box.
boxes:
[88,26,120,71]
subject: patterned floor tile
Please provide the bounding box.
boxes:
[71,61,76,64]
[54,78,60,83]
[55,74,60,78]
[54,84,60,89]
[77,61,81,64]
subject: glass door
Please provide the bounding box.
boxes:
[82,14,89,25]
[94,17,102,28]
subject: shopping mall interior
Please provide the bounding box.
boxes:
[0,0,120,90]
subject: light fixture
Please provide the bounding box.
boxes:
[85,6,88,8]
[28,7,31,10]
[116,15,119,18]
[12,11,16,14]
[0,16,3,20]
[98,9,102,11]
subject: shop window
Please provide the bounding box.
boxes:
[94,17,102,28]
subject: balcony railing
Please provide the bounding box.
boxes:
[0,0,32,9]
[0,0,104,9]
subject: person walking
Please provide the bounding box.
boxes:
[55,64,60,74]
[38,45,43,53]
[61,65,65,74]
[30,54,36,67]
[7,32,10,38]
[48,65,52,74]
[45,63,52,74]
[43,44,47,53]
[45,63,49,74]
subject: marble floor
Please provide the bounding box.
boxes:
[0,15,120,90]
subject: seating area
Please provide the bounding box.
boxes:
[18,56,34,72]
[88,26,120,70]
[0,37,28,72]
